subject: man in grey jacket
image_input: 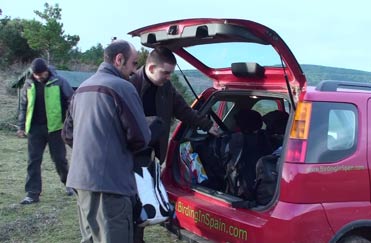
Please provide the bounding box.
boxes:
[62,40,151,243]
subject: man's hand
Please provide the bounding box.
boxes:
[208,126,222,137]
[16,130,26,138]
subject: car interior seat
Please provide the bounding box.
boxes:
[225,109,272,199]
[262,110,289,151]
[234,108,263,133]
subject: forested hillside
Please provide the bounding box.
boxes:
[176,65,371,94]
[302,65,371,85]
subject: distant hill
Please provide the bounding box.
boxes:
[175,70,213,95]
[13,64,370,95]
[301,65,371,85]
[175,65,371,95]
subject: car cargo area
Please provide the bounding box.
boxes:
[171,90,290,208]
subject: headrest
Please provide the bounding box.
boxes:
[234,109,262,133]
[263,110,289,135]
[231,62,265,78]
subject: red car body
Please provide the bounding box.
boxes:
[129,18,371,243]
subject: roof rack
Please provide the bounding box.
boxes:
[316,80,371,92]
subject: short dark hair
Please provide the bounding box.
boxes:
[147,47,176,65]
[30,58,48,74]
[104,40,132,64]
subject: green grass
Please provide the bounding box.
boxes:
[0,133,182,242]
[0,131,81,242]
[0,71,183,242]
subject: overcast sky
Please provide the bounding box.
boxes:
[2,0,370,72]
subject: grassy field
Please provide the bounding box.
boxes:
[0,71,182,242]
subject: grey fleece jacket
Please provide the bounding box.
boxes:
[63,62,151,196]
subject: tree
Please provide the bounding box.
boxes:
[171,73,193,104]
[80,43,104,66]
[22,3,79,64]
[137,47,149,68]
[0,17,40,68]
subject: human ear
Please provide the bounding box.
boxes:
[148,63,156,73]
[115,53,125,66]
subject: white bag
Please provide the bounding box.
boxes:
[134,161,172,227]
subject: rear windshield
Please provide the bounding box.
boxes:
[184,42,282,69]
[305,102,358,163]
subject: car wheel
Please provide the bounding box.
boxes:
[338,235,371,243]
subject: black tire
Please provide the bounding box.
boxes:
[338,235,371,243]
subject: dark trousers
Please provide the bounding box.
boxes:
[76,190,134,243]
[134,226,145,243]
[25,124,69,196]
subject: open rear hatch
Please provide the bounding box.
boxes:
[129,18,307,100]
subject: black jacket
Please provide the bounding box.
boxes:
[130,66,213,162]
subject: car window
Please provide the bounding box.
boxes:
[185,42,282,69]
[211,100,236,130]
[252,99,279,116]
[212,101,235,120]
[305,102,358,163]
[328,110,356,150]
[210,96,288,132]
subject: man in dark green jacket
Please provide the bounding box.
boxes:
[17,58,74,204]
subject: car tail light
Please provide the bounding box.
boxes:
[286,102,312,163]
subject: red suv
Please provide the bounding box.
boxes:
[129,19,371,243]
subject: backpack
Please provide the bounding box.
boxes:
[225,130,272,200]
[254,154,279,205]
[231,153,279,209]
[190,134,231,191]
